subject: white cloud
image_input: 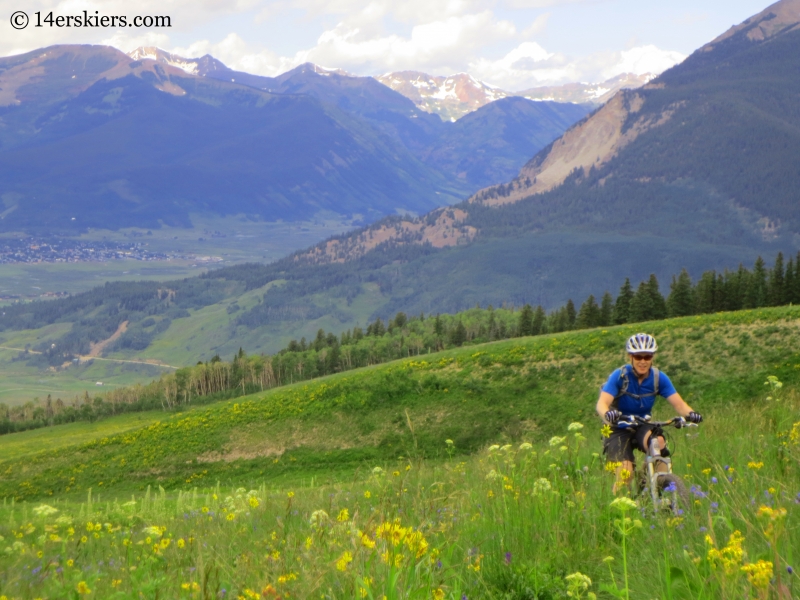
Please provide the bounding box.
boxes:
[502,0,604,8]
[289,11,516,74]
[468,40,684,90]
[602,45,685,79]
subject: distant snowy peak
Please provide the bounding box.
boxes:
[286,62,353,78]
[376,71,508,121]
[377,71,654,120]
[518,73,654,105]
[127,47,220,75]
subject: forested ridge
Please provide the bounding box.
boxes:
[2,251,797,434]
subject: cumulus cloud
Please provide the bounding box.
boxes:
[288,11,516,74]
[468,39,685,90]
[602,45,686,79]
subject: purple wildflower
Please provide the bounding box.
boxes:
[505,552,512,565]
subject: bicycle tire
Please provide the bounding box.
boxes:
[656,473,690,514]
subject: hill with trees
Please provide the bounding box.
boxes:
[2,251,797,431]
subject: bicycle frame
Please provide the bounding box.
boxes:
[643,431,671,510]
[616,415,697,514]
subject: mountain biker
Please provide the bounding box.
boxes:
[596,333,702,494]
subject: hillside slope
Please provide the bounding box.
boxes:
[472,0,800,238]
[2,305,799,500]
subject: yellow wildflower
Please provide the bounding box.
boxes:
[433,589,445,600]
[337,508,350,522]
[336,551,353,571]
[747,461,764,470]
[76,581,91,594]
[741,560,773,589]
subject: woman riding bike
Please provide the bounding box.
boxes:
[596,333,703,494]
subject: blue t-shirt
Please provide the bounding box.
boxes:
[601,365,677,417]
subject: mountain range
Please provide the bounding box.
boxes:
[376,71,652,121]
[127,47,649,121]
[2,0,799,366]
[0,45,589,233]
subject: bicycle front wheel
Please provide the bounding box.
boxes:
[656,473,690,515]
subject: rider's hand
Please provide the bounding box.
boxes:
[604,410,622,424]
[686,412,703,424]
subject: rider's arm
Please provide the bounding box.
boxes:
[665,393,693,417]
[596,391,615,423]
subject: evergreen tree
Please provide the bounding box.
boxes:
[646,274,667,319]
[450,321,467,346]
[767,252,785,306]
[433,315,444,338]
[577,295,601,329]
[313,328,326,350]
[532,305,546,335]
[613,278,634,324]
[793,252,800,304]
[565,300,577,329]
[784,257,795,305]
[727,265,750,311]
[744,257,767,308]
[667,269,694,317]
[518,304,534,337]
[599,292,614,327]
[714,273,727,312]
[694,271,717,315]
[629,281,655,322]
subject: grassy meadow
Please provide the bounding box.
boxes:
[1,307,799,598]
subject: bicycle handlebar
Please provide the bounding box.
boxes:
[615,415,698,429]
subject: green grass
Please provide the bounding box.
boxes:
[0,411,165,462]
[2,305,800,497]
[0,260,203,300]
[1,307,800,598]
[123,280,388,365]
[0,323,170,407]
[0,386,797,599]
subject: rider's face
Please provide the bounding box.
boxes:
[630,353,653,376]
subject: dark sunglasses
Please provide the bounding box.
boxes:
[631,354,653,361]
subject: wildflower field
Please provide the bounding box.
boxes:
[1,307,800,598]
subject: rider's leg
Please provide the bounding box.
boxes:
[641,431,669,473]
[614,460,635,494]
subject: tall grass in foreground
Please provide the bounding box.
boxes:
[1,380,799,599]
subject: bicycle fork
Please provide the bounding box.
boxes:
[645,436,671,510]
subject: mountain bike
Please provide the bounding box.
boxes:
[616,415,697,515]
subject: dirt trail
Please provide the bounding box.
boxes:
[87,321,128,357]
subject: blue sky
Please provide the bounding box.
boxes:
[0,0,775,89]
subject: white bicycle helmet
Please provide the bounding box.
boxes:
[626,333,658,354]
